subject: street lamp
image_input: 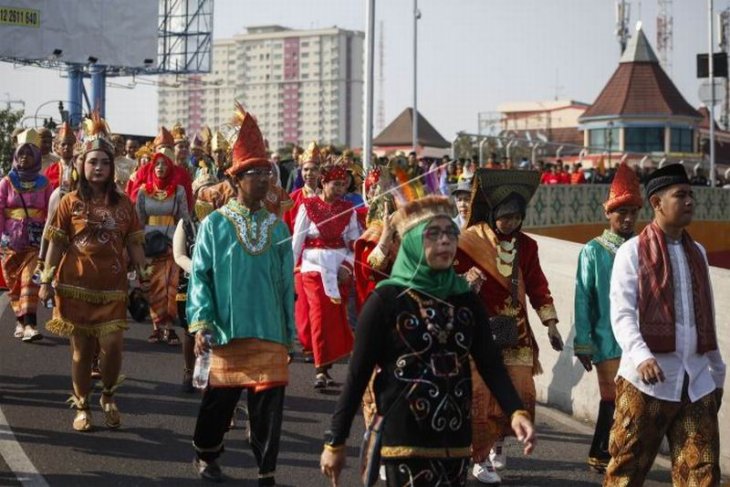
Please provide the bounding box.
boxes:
[606,121,614,168]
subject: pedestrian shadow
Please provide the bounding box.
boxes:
[546,327,585,415]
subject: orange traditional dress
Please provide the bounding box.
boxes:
[45,192,144,337]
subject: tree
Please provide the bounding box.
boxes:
[0,108,24,176]
[452,132,475,160]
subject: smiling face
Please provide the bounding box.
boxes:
[84,150,112,184]
[422,216,459,270]
[302,161,320,188]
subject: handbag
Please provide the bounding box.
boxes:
[127,287,150,323]
[17,191,43,248]
[143,196,177,257]
[488,240,520,348]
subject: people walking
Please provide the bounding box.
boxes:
[40,113,148,431]
[605,164,725,486]
[0,128,53,342]
[320,196,535,487]
[573,162,642,472]
[188,107,294,486]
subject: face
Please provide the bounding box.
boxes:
[59,140,74,160]
[191,147,205,159]
[408,154,417,166]
[605,206,640,238]
[322,179,347,199]
[16,146,34,170]
[114,138,125,157]
[236,166,271,202]
[174,141,189,163]
[125,139,139,158]
[423,216,459,270]
[651,184,694,229]
[213,149,227,167]
[154,158,169,178]
[40,132,53,155]
[454,192,470,218]
[302,162,320,187]
[84,150,112,184]
[495,212,523,235]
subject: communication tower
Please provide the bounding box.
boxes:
[656,0,673,75]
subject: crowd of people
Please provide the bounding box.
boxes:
[0,102,724,487]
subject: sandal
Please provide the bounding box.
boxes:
[164,329,181,346]
[99,379,124,429]
[67,395,92,432]
[148,329,163,344]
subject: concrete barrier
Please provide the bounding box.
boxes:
[526,232,730,473]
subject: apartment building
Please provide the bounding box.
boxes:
[157,25,364,150]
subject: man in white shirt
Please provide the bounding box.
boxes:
[606,164,725,486]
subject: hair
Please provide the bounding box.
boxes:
[78,151,121,206]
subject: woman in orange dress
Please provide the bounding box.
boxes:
[41,114,148,431]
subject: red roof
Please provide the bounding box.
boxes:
[580,28,701,121]
[373,108,450,148]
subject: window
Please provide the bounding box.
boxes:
[670,128,693,153]
[588,127,620,152]
[625,127,664,153]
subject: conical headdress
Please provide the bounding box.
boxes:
[17,128,42,148]
[56,121,77,143]
[80,111,114,158]
[211,130,230,153]
[300,141,322,165]
[226,102,269,177]
[153,126,174,149]
[604,162,643,212]
[171,122,187,143]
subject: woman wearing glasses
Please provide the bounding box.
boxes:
[291,163,361,390]
[320,196,535,486]
[136,149,189,345]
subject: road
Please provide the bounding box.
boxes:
[0,295,675,486]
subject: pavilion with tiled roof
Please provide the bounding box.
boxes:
[373,107,450,157]
[578,24,702,166]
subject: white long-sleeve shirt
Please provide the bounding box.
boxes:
[291,201,360,301]
[610,235,726,402]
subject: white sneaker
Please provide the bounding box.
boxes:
[14,323,24,339]
[379,464,386,481]
[22,327,42,343]
[472,461,501,485]
[489,440,507,470]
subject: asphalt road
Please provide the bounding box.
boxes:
[0,295,675,486]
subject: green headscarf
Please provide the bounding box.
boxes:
[377,219,470,299]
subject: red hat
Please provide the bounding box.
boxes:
[153,126,174,149]
[226,103,269,177]
[604,162,643,212]
[321,164,348,183]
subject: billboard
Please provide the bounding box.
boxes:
[0,0,158,68]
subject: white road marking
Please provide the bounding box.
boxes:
[0,405,49,486]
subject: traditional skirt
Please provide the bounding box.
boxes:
[470,363,536,459]
[148,252,178,325]
[294,272,312,352]
[301,271,354,368]
[383,457,469,486]
[209,338,289,392]
[46,283,129,338]
[1,248,40,318]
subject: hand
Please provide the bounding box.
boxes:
[33,260,44,277]
[546,321,563,351]
[320,448,346,487]
[464,266,487,292]
[637,358,665,385]
[38,283,54,303]
[511,414,536,455]
[337,267,352,285]
[139,280,151,293]
[378,212,395,245]
[194,331,211,357]
[576,354,593,372]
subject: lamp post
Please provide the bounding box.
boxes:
[412,0,420,154]
[363,0,376,173]
[607,121,614,169]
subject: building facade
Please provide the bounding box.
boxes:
[158,25,364,150]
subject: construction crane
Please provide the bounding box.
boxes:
[656,0,673,75]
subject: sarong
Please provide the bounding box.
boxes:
[1,248,39,317]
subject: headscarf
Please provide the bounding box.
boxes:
[377,219,470,299]
[145,152,177,198]
[11,143,43,183]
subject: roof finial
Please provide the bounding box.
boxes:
[636,20,642,31]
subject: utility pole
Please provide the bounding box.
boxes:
[376,21,386,133]
[363,0,375,173]
[709,0,717,187]
[412,0,420,154]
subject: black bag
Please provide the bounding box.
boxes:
[128,287,150,323]
[17,192,43,248]
[144,230,171,257]
[358,415,383,487]
[488,240,520,349]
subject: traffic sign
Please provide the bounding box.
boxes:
[698,79,726,105]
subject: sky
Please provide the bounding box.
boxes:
[0,0,721,144]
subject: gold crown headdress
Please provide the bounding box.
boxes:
[17,128,42,148]
[80,111,115,158]
[171,122,187,143]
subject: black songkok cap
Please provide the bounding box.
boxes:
[645,164,689,199]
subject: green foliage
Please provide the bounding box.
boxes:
[0,108,25,175]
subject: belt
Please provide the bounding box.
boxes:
[304,236,345,249]
[148,215,175,226]
[4,208,42,219]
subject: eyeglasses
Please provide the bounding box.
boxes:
[241,168,273,179]
[423,225,460,242]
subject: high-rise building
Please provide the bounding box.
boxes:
[157,25,364,150]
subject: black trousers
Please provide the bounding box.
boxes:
[193,385,285,481]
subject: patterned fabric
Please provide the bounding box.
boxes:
[604,162,642,212]
[1,249,39,317]
[148,253,179,325]
[637,222,716,353]
[219,199,277,255]
[302,196,353,243]
[209,338,288,391]
[605,377,720,487]
[383,457,469,487]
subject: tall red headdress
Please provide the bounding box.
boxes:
[604,162,643,212]
[226,102,269,177]
[153,126,174,149]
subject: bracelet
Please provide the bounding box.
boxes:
[39,265,56,285]
[367,245,387,268]
[510,409,532,422]
[323,443,345,453]
[138,265,154,280]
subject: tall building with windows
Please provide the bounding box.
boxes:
[157,25,364,150]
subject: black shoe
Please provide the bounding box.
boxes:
[193,457,224,483]
[323,371,336,387]
[313,373,327,390]
[258,475,275,486]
